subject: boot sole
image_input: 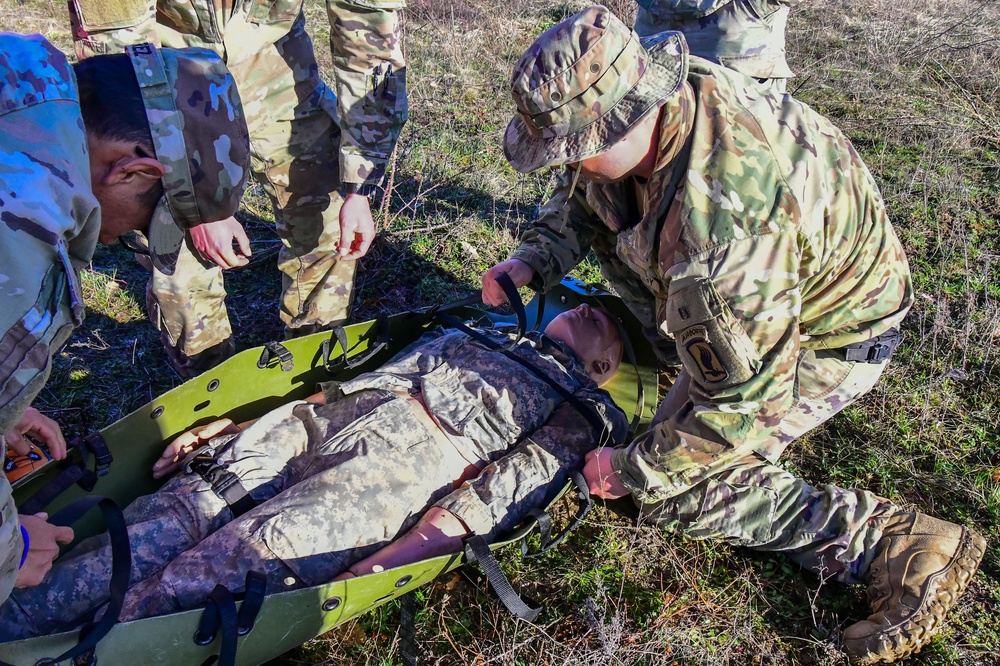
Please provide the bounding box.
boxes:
[847,527,987,664]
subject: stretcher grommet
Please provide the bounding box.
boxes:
[150,406,165,419]
[35,659,58,666]
[207,379,220,392]
[395,575,413,588]
[193,629,214,646]
[322,596,342,612]
[559,294,567,304]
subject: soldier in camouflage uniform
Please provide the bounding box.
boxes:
[633,0,801,90]
[482,8,985,664]
[70,0,408,376]
[0,33,250,609]
[0,305,626,635]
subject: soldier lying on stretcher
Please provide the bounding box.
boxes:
[0,304,625,637]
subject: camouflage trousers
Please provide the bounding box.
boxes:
[0,391,477,638]
[148,15,355,376]
[638,350,898,585]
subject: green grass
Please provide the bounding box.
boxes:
[2,0,999,663]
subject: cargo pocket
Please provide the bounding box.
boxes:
[71,0,151,31]
[247,0,303,25]
[665,277,762,391]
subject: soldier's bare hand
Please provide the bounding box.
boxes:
[153,418,240,479]
[4,407,67,460]
[583,448,630,500]
[339,193,376,260]
[14,513,74,589]
[481,259,535,306]
[189,216,251,269]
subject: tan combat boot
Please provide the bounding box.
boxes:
[842,511,986,664]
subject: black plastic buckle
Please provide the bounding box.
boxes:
[84,432,114,477]
[867,343,891,363]
[257,341,294,372]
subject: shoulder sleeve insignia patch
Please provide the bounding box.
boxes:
[678,324,730,384]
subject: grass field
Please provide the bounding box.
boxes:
[1,0,998,663]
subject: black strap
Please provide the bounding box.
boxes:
[521,471,593,558]
[39,497,131,665]
[195,585,239,666]
[257,341,294,372]
[398,590,418,666]
[321,314,391,372]
[185,446,257,518]
[237,571,267,636]
[19,432,113,516]
[820,328,903,364]
[434,312,615,447]
[463,535,540,622]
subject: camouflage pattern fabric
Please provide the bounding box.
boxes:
[633,0,800,85]
[506,10,913,581]
[0,326,626,634]
[125,43,251,275]
[0,33,101,604]
[70,0,408,370]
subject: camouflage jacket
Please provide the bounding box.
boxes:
[323,325,628,538]
[634,0,801,79]
[70,0,406,187]
[512,57,913,503]
[0,34,101,603]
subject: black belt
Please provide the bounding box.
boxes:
[818,328,902,364]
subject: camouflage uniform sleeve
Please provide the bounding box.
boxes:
[0,33,98,603]
[0,478,22,604]
[435,391,627,539]
[611,231,803,503]
[511,170,602,293]
[68,0,160,58]
[328,0,408,187]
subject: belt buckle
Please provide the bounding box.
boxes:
[867,343,891,363]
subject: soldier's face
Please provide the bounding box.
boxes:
[564,108,662,184]
[544,304,622,382]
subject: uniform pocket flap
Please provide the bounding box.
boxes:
[73,0,150,32]
[664,277,721,333]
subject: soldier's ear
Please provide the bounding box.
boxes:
[591,358,612,383]
[109,153,165,187]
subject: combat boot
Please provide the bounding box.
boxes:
[842,511,986,664]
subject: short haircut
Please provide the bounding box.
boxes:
[74,54,164,209]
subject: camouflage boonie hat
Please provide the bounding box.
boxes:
[125,43,250,275]
[505,5,688,173]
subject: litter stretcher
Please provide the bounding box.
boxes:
[0,278,659,666]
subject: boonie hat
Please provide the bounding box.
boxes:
[125,43,250,275]
[505,5,688,173]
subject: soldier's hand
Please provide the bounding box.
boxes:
[153,418,241,479]
[14,513,74,589]
[4,407,67,460]
[189,216,251,269]
[481,259,535,306]
[583,448,630,500]
[339,193,376,260]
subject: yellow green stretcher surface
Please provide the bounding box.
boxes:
[0,278,660,666]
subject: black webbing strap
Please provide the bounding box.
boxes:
[322,314,391,372]
[434,312,614,447]
[184,445,257,518]
[193,571,266,666]
[36,497,130,666]
[256,341,294,372]
[398,590,418,666]
[19,432,113,516]
[195,586,238,666]
[521,470,592,558]
[463,535,540,622]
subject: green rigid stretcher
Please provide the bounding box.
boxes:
[0,278,660,666]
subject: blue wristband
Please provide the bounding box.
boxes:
[18,525,29,569]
